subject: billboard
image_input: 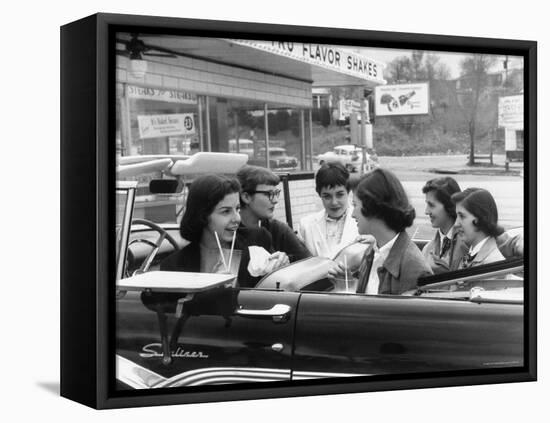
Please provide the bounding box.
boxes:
[375,82,429,116]
[498,95,523,130]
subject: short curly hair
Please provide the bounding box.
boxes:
[355,168,415,233]
[451,188,504,237]
[315,162,350,194]
[422,176,461,220]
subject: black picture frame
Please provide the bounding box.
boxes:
[61,12,537,409]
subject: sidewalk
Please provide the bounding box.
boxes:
[429,161,523,177]
[378,154,524,178]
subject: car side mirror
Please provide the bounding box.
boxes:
[149,179,180,194]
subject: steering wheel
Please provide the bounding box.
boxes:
[128,218,181,275]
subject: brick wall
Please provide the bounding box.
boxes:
[272,178,322,232]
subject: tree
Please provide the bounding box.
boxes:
[385,55,414,83]
[425,53,451,81]
[385,51,451,83]
[411,51,426,80]
[455,54,497,165]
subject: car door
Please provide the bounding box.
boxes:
[291,263,523,380]
[116,288,300,388]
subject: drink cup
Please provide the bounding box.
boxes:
[331,271,357,294]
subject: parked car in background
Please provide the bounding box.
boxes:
[317,144,378,172]
[228,139,254,158]
[250,147,299,171]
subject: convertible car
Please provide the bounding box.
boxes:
[115,153,524,390]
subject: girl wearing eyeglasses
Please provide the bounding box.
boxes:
[237,165,310,264]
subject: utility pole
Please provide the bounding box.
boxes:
[504,55,509,84]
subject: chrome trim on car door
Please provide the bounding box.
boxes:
[292,371,369,380]
[156,367,291,388]
[117,355,292,389]
[116,355,166,389]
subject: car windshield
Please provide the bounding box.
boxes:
[115,188,129,264]
[116,182,139,280]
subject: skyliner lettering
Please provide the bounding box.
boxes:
[140,343,209,359]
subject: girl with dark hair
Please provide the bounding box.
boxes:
[451,188,505,268]
[298,162,359,258]
[330,168,432,295]
[160,174,273,287]
[421,177,469,273]
[142,175,275,353]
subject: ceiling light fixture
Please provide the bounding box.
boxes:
[128,35,148,78]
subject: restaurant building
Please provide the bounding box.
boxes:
[116,34,386,173]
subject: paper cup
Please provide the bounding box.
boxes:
[331,273,358,294]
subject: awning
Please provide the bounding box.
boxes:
[129,35,386,88]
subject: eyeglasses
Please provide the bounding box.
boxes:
[248,189,281,202]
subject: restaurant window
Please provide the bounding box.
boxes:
[210,98,311,172]
[118,84,201,157]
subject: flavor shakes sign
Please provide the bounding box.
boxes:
[229,40,386,85]
[137,113,195,139]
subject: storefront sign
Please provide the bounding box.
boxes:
[229,40,386,85]
[138,113,195,139]
[375,83,429,116]
[127,85,197,104]
[337,99,364,120]
[498,95,523,130]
